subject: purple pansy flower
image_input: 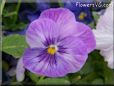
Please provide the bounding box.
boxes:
[22,8,96,77]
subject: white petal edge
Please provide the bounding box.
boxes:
[96,1,113,33]
[16,57,25,82]
[100,47,114,69]
[93,29,113,50]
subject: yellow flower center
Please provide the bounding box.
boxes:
[47,45,57,55]
[79,12,87,20]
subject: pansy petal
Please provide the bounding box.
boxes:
[93,1,113,69]
[93,1,113,49]
[74,22,96,53]
[39,8,76,25]
[100,47,114,69]
[26,18,59,48]
[23,48,45,70]
[93,29,113,50]
[23,48,68,77]
[16,58,25,82]
[96,1,113,33]
[39,8,77,38]
[23,38,88,77]
[58,36,88,73]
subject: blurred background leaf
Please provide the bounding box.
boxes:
[2,34,28,58]
[91,78,104,84]
[0,0,6,16]
[68,51,114,85]
[27,72,70,85]
[2,0,27,31]
[27,72,40,83]
[37,78,70,85]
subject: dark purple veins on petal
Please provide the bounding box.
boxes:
[43,37,57,47]
[36,48,57,65]
[58,45,68,54]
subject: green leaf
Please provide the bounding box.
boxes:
[79,56,94,75]
[9,82,22,85]
[68,73,81,83]
[28,72,40,83]
[37,78,70,85]
[89,22,96,29]
[73,72,98,84]
[91,78,104,84]
[2,21,27,31]
[2,34,28,58]
[92,12,100,26]
[2,2,27,31]
[71,51,105,84]
[3,11,17,17]
[104,66,114,84]
[90,50,114,84]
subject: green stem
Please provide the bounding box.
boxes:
[39,76,45,82]
[13,0,21,24]
[0,0,6,16]
[37,76,45,84]
[4,11,17,17]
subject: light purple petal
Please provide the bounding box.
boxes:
[39,8,76,25]
[57,36,88,73]
[39,8,77,38]
[74,22,96,53]
[23,48,68,77]
[23,37,88,77]
[16,58,25,82]
[26,18,59,48]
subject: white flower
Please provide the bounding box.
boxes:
[93,1,113,69]
[16,57,25,82]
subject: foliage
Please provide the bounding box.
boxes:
[2,34,28,58]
